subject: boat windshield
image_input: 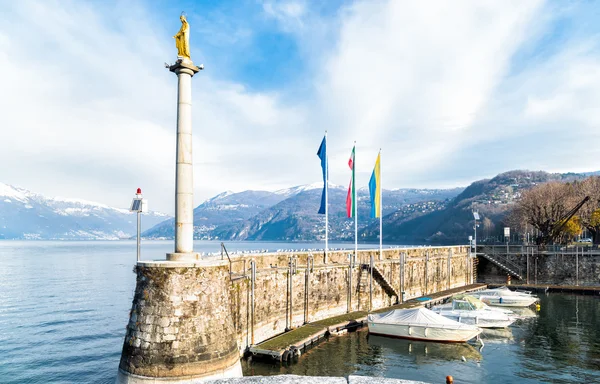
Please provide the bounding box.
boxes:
[451,294,487,310]
[452,300,476,311]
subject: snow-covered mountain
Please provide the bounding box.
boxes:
[273,183,345,198]
[144,184,464,241]
[0,182,170,240]
[143,189,291,239]
[143,184,350,239]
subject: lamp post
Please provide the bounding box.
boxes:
[468,235,473,257]
[130,188,148,262]
[472,211,479,256]
[504,226,510,255]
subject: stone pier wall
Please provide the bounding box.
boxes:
[227,246,472,353]
[118,246,473,381]
[118,260,242,382]
[478,249,600,285]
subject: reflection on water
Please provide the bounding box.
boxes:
[510,307,537,318]
[244,294,600,384]
[517,294,600,382]
[367,334,482,362]
[481,327,514,343]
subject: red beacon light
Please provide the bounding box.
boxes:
[136,188,142,195]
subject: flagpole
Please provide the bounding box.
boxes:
[379,149,382,261]
[325,131,328,263]
[354,141,358,263]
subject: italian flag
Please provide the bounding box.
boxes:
[346,145,355,218]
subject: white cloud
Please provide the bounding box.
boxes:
[0,0,307,214]
[262,0,307,27]
[316,0,545,187]
[1,0,599,215]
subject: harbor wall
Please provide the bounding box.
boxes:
[227,246,473,353]
[478,248,600,285]
[117,246,473,382]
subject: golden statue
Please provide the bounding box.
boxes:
[174,14,191,60]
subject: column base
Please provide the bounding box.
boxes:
[116,360,242,384]
[166,252,201,261]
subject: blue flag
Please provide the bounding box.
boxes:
[317,136,327,214]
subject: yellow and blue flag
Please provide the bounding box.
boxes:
[368,152,381,218]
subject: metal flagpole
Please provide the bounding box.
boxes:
[325,131,328,263]
[379,149,382,261]
[354,141,358,263]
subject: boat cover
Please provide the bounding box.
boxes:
[368,308,478,330]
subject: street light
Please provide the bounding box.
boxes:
[504,226,510,255]
[472,211,480,255]
[468,235,473,256]
[130,188,148,262]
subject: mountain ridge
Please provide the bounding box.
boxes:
[0,182,169,240]
[143,185,463,241]
[361,169,598,244]
[5,169,597,242]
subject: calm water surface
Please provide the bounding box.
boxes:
[245,294,600,383]
[0,241,599,383]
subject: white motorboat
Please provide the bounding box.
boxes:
[431,299,515,328]
[469,288,539,307]
[493,286,539,297]
[367,307,482,343]
[447,294,515,315]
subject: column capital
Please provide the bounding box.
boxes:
[169,59,201,76]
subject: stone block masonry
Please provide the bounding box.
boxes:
[118,247,473,382]
[118,260,242,382]
[229,247,472,352]
[477,246,600,285]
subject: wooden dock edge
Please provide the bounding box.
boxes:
[247,283,487,363]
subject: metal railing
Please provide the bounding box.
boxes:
[221,242,247,281]
[478,245,523,279]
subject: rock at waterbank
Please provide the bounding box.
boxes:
[205,374,430,384]
[348,375,430,384]
[204,376,346,384]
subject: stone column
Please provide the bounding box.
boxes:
[168,60,199,261]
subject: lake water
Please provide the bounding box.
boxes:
[0,241,599,383]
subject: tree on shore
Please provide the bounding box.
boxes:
[558,216,582,243]
[574,176,600,244]
[508,181,577,245]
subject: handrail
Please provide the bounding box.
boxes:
[478,245,523,279]
[221,242,246,281]
[221,242,230,261]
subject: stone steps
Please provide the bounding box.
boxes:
[360,264,399,303]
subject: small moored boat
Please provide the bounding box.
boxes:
[469,288,539,307]
[367,307,482,343]
[448,294,515,315]
[431,299,515,328]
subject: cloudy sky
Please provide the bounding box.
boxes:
[1,0,599,214]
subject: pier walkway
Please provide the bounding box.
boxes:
[249,283,486,362]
